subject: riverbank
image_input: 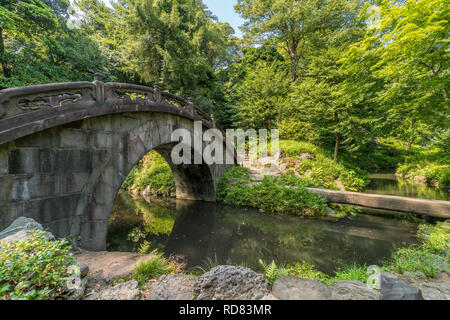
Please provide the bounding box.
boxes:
[121,139,448,215]
[343,137,450,191]
[77,220,450,300]
[121,139,369,200]
[75,218,450,300]
[1,212,448,300]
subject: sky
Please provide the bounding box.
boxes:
[203,0,244,38]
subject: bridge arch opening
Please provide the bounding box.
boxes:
[0,111,231,251]
[105,144,217,253]
[0,80,235,252]
[70,113,223,251]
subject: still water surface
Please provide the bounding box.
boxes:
[365,173,449,201]
[107,191,419,274]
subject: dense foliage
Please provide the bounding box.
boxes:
[279,140,369,191]
[2,0,448,188]
[0,229,76,300]
[383,221,450,277]
[122,150,175,196]
[217,166,328,216]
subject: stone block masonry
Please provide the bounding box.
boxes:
[0,80,234,250]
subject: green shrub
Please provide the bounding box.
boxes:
[285,262,325,282]
[123,151,175,194]
[217,167,327,217]
[321,265,369,287]
[384,137,450,189]
[418,221,450,254]
[133,250,170,287]
[398,162,450,188]
[284,262,369,287]
[383,221,449,278]
[279,140,369,191]
[216,166,251,201]
[383,246,446,278]
[276,173,322,189]
[0,229,76,300]
[258,259,289,286]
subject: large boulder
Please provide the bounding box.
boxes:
[331,281,381,300]
[95,280,142,300]
[193,266,270,300]
[397,271,450,300]
[272,277,332,300]
[0,217,54,246]
[147,274,196,300]
[299,153,315,161]
[380,274,424,300]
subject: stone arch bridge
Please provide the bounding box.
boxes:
[1,77,449,251]
[0,76,234,250]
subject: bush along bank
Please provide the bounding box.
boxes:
[122,151,175,198]
[342,137,450,190]
[0,218,83,300]
[278,140,369,191]
[216,140,371,218]
[1,217,448,300]
[142,220,448,300]
[397,161,450,190]
[217,167,328,217]
[217,152,366,218]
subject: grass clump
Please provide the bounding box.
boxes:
[419,221,450,253]
[284,262,368,287]
[133,250,170,287]
[188,254,221,276]
[0,229,76,300]
[383,221,449,278]
[217,167,327,217]
[258,260,369,288]
[321,265,369,287]
[383,247,446,278]
[133,248,187,287]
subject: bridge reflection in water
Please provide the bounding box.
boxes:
[106,192,419,275]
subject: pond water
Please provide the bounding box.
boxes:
[107,192,418,275]
[364,173,449,201]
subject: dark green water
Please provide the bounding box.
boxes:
[365,173,449,201]
[107,192,418,274]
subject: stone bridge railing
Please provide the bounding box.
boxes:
[0,74,216,145]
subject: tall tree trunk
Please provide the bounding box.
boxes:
[406,137,414,152]
[288,37,298,83]
[442,88,448,103]
[406,118,416,152]
[334,111,340,162]
[334,133,341,162]
[0,28,11,78]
